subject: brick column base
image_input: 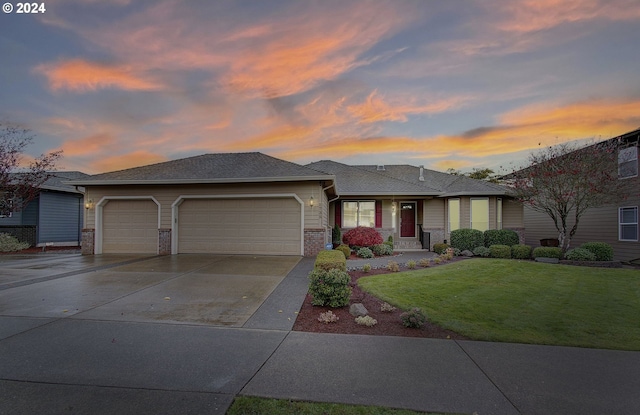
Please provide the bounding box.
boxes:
[304,228,327,256]
[81,228,95,255]
[158,229,171,255]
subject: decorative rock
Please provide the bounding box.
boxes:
[535,257,559,264]
[349,303,368,317]
[461,250,474,257]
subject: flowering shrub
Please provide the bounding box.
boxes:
[343,226,383,247]
[355,315,377,327]
[380,302,396,312]
[386,260,400,272]
[318,310,339,324]
[357,247,374,259]
[400,307,427,328]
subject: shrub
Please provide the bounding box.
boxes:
[406,260,417,269]
[433,243,450,254]
[355,315,377,327]
[356,247,374,258]
[511,245,532,260]
[484,229,519,248]
[371,243,393,256]
[384,235,394,250]
[450,228,484,252]
[314,250,347,271]
[318,310,339,323]
[343,226,383,247]
[418,258,431,267]
[489,244,511,259]
[332,224,342,245]
[0,233,30,252]
[400,307,427,328]
[580,242,614,261]
[386,260,400,272]
[380,302,396,312]
[335,244,351,259]
[433,257,442,264]
[362,263,372,273]
[473,246,490,257]
[532,247,563,259]
[565,248,597,261]
[308,268,351,307]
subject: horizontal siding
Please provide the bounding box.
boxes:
[85,182,320,229]
[39,192,82,244]
[424,198,444,228]
[503,198,523,228]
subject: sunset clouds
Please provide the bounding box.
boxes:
[1,0,639,174]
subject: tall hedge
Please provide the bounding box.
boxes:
[450,228,484,252]
[484,229,519,247]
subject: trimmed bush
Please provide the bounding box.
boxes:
[371,243,393,256]
[433,243,450,254]
[314,250,347,271]
[450,228,484,252]
[532,247,563,259]
[511,244,532,260]
[489,244,512,259]
[484,229,519,247]
[335,244,351,259]
[0,233,30,252]
[565,248,597,261]
[342,226,383,247]
[400,307,427,328]
[580,242,614,261]
[356,247,374,259]
[308,268,351,307]
[473,246,490,257]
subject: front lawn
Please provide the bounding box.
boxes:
[358,259,640,350]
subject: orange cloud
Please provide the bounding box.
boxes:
[60,133,117,157]
[35,59,162,92]
[93,151,167,173]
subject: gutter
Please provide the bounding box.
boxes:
[64,174,336,187]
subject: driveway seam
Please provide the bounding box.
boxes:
[454,340,522,414]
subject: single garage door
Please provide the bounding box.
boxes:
[178,198,301,255]
[102,199,158,254]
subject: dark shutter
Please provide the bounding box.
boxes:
[375,200,382,228]
[335,201,342,227]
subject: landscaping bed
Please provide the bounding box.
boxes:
[292,259,469,340]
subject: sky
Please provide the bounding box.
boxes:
[1,0,639,175]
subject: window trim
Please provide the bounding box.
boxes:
[618,146,638,179]
[497,198,503,230]
[619,206,638,242]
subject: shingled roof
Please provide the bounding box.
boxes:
[68,153,334,185]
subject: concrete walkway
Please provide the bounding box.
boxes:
[1,254,639,415]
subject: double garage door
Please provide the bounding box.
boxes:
[102,197,302,255]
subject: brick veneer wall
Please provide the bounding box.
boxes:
[158,229,171,255]
[81,228,95,255]
[304,228,327,256]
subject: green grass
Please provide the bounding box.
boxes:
[358,259,640,350]
[227,396,451,415]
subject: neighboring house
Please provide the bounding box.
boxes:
[0,171,88,247]
[306,161,524,250]
[67,153,337,256]
[522,128,640,263]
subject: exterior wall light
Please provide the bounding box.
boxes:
[309,196,314,208]
[85,199,93,210]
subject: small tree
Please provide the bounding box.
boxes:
[508,140,630,253]
[0,123,62,216]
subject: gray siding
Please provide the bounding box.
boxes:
[38,191,83,244]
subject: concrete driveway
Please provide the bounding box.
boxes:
[0,254,301,328]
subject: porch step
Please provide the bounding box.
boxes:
[394,241,423,250]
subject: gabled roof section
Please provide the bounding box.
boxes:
[42,171,90,193]
[69,153,334,185]
[306,161,440,195]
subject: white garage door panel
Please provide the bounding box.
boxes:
[102,200,158,254]
[178,198,301,255]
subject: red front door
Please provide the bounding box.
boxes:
[400,202,416,237]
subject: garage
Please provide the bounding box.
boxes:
[101,199,159,254]
[176,197,302,255]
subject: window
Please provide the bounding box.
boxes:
[618,146,638,179]
[470,198,489,231]
[342,201,375,227]
[448,199,460,232]
[0,198,13,218]
[619,207,638,241]
[497,198,503,230]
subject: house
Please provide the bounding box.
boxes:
[0,171,89,247]
[67,153,337,256]
[69,153,525,256]
[307,161,524,250]
[522,128,640,263]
